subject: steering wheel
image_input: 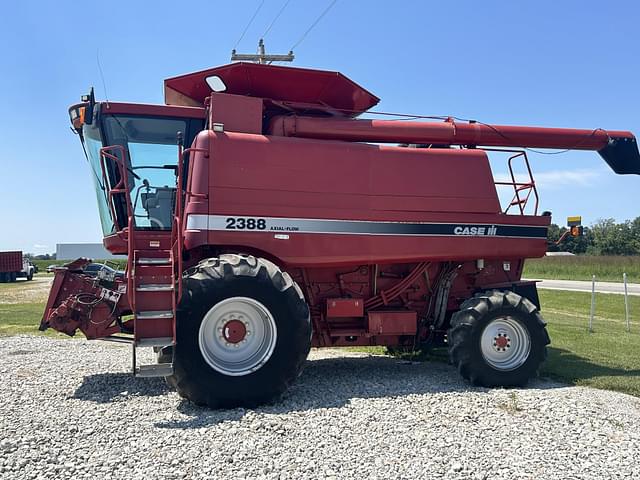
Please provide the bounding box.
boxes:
[147,217,165,229]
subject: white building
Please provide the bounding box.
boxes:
[56,243,125,261]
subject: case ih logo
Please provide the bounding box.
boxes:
[453,225,498,236]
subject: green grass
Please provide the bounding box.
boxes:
[0,302,57,336]
[524,256,640,283]
[31,259,66,272]
[539,289,640,396]
[0,280,32,291]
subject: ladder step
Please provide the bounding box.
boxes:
[135,363,174,378]
[136,337,174,347]
[136,283,174,292]
[137,258,171,265]
[136,310,173,320]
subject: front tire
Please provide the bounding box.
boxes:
[448,290,549,387]
[170,254,311,408]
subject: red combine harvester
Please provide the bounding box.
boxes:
[41,63,639,408]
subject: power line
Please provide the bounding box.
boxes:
[233,0,266,50]
[290,0,338,51]
[262,0,292,38]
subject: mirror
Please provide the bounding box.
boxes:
[206,75,227,92]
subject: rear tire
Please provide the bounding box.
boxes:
[169,254,311,408]
[448,290,549,387]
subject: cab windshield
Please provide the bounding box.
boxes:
[83,123,116,236]
[81,114,189,235]
[103,115,186,231]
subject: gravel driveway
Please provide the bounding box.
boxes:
[1,336,639,480]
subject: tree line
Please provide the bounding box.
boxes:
[547,217,640,255]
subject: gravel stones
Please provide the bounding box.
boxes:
[1,335,640,479]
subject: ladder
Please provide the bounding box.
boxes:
[101,142,193,378]
[131,247,176,377]
[129,145,193,377]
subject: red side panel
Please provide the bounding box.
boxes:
[327,298,364,318]
[0,251,22,272]
[182,131,550,267]
[368,311,417,335]
[208,132,501,215]
[209,93,263,134]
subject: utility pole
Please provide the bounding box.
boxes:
[231,39,294,64]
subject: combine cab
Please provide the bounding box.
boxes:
[41,62,640,408]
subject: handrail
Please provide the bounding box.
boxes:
[171,216,183,300]
[172,146,208,303]
[126,215,135,309]
[182,147,209,200]
[485,148,539,215]
[100,145,133,224]
[100,145,136,307]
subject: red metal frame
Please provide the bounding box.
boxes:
[99,102,206,119]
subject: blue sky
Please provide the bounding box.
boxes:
[0,0,638,254]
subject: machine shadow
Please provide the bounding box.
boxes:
[73,372,168,403]
[153,354,562,429]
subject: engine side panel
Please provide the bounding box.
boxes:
[182,131,549,267]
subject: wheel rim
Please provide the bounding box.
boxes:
[198,297,277,376]
[480,316,531,371]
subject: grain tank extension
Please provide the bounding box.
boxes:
[40,63,640,408]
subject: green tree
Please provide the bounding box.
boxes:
[589,218,636,255]
[547,217,639,256]
[631,217,640,254]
